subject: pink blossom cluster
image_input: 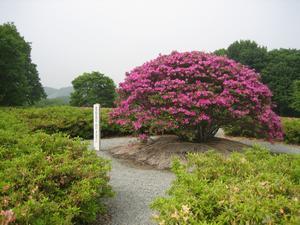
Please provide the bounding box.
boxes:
[111,51,283,142]
[0,209,15,225]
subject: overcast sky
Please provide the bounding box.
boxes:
[1,0,300,88]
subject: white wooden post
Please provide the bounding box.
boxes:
[93,104,101,151]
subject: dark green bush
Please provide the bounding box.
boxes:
[0,109,113,224]
[16,106,131,139]
[152,146,300,225]
[224,117,300,144]
[223,117,264,139]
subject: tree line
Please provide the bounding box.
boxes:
[0,23,45,105]
[215,40,300,116]
[0,23,299,116]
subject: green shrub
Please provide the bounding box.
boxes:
[282,118,300,144]
[224,117,300,144]
[0,109,113,224]
[15,106,130,139]
[151,146,300,225]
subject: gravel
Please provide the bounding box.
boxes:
[91,135,299,225]
[216,129,300,154]
[92,137,175,225]
[227,138,300,154]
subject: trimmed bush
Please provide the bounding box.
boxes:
[151,146,300,225]
[15,106,130,139]
[0,109,113,224]
[224,117,300,144]
[282,118,300,144]
[112,51,282,142]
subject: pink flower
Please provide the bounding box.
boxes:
[133,121,142,130]
[138,133,149,142]
[110,51,283,142]
[0,210,16,225]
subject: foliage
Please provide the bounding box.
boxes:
[151,146,300,225]
[282,117,300,144]
[224,117,300,145]
[215,41,300,117]
[0,22,45,106]
[34,96,70,107]
[290,80,300,113]
[111,51,283,142]
[213,48,227,56]
[223,117,261,138]
[15,106,129,139]
[226,40,268,72]
[261,49,300,116]
[0,109,113,224]
[70,72,116,107]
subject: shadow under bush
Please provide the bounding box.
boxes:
[224,117,300,145]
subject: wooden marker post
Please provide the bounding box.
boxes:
[93,104,101,151]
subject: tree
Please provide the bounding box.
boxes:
[261,49,300,116]
[213,48,227,56]
[290,80,300,113]
[0,22,45,105]
[111,51,283,142]
[226,40,268,72]
[70,71,116,107]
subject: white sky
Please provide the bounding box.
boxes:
[1,0,300,88]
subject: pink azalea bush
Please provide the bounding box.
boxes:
[111,51,283,142]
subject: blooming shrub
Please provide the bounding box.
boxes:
[151,146,300,224]
[111,51,283,142]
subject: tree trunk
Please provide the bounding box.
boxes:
[195,125,219,142]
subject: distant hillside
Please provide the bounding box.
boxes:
[44,86,74,99]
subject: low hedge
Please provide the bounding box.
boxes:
[0,109,113,224]
[282,118,300,144]
[15,106,131,139]
[224,117,300,144]
[151,146,300,224]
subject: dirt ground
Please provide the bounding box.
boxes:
[109,135,248,169]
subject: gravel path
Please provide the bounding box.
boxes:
[224,137,300,154]
[92,135,299,225]
[92,137,175,225]
[216,129,300,154]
